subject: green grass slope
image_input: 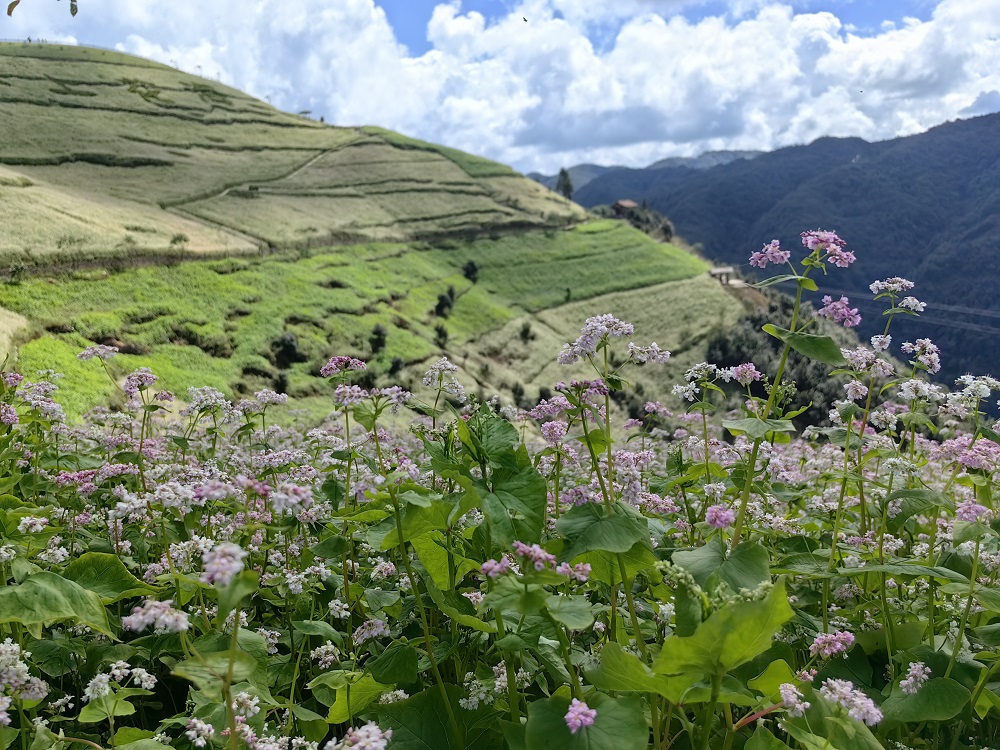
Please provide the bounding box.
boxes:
[0,223,732,419]
[0,42,584,257]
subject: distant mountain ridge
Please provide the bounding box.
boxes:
[571,115,1000,385]
[529,150,761,191]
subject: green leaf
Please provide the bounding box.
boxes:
[747,659,796,701]
[411,532,478,589]
[77,693,138,723]
[292,620,344,644]
[746,726,794,750]
[577,542,658,586]
[376,685,504,750]
[368,641,419,684]
[214,570,259,626]
[0,571,113,638]
[585,643,675,698]
[482,449,548,546]
[722,418,796,441]
[885,489,954,531]
[61,552,159,604]
[881,678,970,723]
[653,578,793,678]
[545,594,595,630]
[525,693,647,750]
[762,324,846,366]
[673,538,770,593]
[310,535,347,559]
[483,576,547,617]
[173,651,258,694]
[373,500,453,550]
[328,673,394,724]
[425,578,496,633]
[556,502,649,561]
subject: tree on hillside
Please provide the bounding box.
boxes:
[555,168,573,200]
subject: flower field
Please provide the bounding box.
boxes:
[1,230,999,750]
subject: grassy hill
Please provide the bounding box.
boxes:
[0,42,584,258]
[574,117,1000,385]
[0,42,744,419]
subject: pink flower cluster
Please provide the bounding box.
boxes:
[557,314,635,364]
[899,661,931,695]
[801,230,854,268]
[817,295,861,327]
[818,678,881,725]
[564,698,597,734]
[122,598,190,633]
[705,504,735,529]
[480,558,509,579]
[512,541,557,571]
[749,239,790,269]
[320,355,367,377]
[200,541,247,587]
[329,722,393,750]
[809,630,855,659]
[77,344,119,361]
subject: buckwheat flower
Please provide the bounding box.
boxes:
[17,516,48,534]
[328,599,350,619]
[326,721,393,750]
[462,590,485,606]
[899,661,931,695]
[0,403,17,426]
[232,691,261,717]
[540,420,568,445]
[321,356,367,377]
[129,667,156,690]
[123,367,158,397]
[810,630,855,659]
[0,696,9,726]
[558,314,635,364]
[871,335,891,352]
[898,296,926,312]
[780,683,811,717]
[83,673,112,702]
[122,598,190,633]
[627,342,671,364]
[901,339,941,374]
[332,384,369,406]
[956,499,990,523]
[844,380,868,401]
[722,363,762,387]
[186,718,215,748]
[77,344,119,361]
[255,389,288,405]
[672,383,698,402]
[564,698,597,734]
[353,618,389,644]
[311,641,341,669]
[481,558,509,579]
[817,296,861,327]
[108,661,131,682]
[819,678,881,725]
[200,541,247,587]
[870,277,914,295]
[801,230,855,268]
[512,541,556,571]
[705,504,735,529]
[749,239,790,268]
[379,689,409,704]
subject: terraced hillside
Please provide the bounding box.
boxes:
[0,43,744,419]
[0,43,583,257]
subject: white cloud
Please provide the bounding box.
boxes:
[5,0,1000,173]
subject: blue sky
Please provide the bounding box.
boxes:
[4,0,997,173]
[378,0,937,55]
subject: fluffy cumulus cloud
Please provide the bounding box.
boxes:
[5,0,1000,172]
